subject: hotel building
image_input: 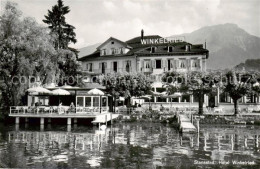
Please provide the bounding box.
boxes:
[78,30,210,107]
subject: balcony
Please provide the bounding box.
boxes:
[142,68,153,73]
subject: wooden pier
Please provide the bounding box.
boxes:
[177,114,197,133]
[9,112,118,126]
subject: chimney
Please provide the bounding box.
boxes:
[141,29,144,40]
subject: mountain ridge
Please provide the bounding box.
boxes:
[78,23,260,70]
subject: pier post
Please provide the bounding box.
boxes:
[74,118,77,124]
[48,118,51,123]
[110,113,113,125]
[67,118,71,125]
[40,118,44,125]
[40,124,44,131]
[25,118,28,123]
[15,124,19,131]
[67,125,71,132]
[105,114,107,126]
[15,117,19,124]
[196,120,200,133]
[255,135,258,148]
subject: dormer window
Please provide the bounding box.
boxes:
[168,46,173,52]
[120,47,124,54]
[102,49,106,56]
[185,45,191,51]
[111,48,115,54]
[151,46,156,53]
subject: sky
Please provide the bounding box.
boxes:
[1,0,259,49]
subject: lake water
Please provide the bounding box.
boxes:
[0,122,260,168]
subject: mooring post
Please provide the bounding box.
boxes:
[15,117,20,124]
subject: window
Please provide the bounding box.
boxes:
[89,63,92,71]
[111,41,114,44]
[93,97,100,107]
[156,60,162,69]
[113,61,117,72]
[120,47,124,54]
[151,47,156,53]
[102,49,106,55]
[180,60,186,68]
[85,97,91,107]
[111,48,115,54]
[168,60,172,71]
[145,61,150,68]
[168,46,173,52]
[77,97,84,107]
[126,61,131,72]
[192,60,198,68]
[102,97,107,107]
[102,62,106,74]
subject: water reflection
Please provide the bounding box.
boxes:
[0,123,260,168]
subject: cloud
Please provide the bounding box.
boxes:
[8,0,260,48]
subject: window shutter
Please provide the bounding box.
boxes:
[111,62,113,72]
[164,60,167,69]
[198,60,200,68]
[99,63,102,69]
[152,60,156,68]
[129,61,132,72]
[105,62,107,68]
[86,63,88,70]
[123,61,126,71]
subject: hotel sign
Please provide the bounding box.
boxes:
[141,36,185,45]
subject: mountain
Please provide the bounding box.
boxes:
[235,59,260,71]
[170,23,260,70]
[78,43,101,58]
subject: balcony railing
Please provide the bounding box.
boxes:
[84,68,133,74]
[9,106,109,115]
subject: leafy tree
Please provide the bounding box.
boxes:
[43,0,81,86]
[103,73,152,111]
[162,71,214,115]
[222,70,253,115]
[0,2,58,111]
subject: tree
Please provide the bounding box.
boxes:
[162,71,214,115]
[43,0,81,86]
[43,0,76,49]
[103,73,152,111]
[222,70,252,115]
[0,2,58,111]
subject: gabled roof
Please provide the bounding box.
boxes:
[78,35,209,61]
[96,37,132,50]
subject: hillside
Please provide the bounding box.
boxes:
[171,23,260,70]
[235,59,260,71]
